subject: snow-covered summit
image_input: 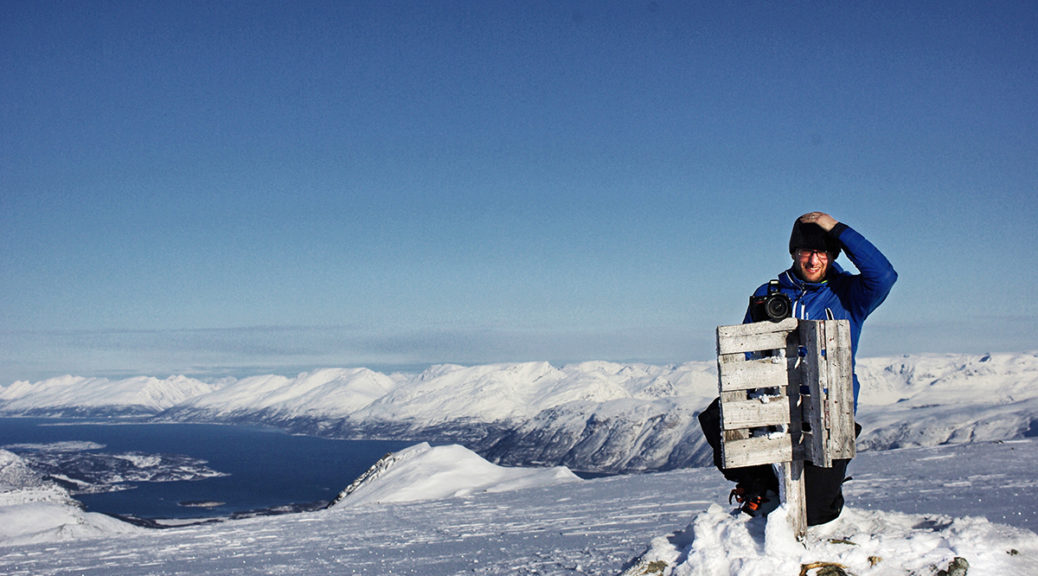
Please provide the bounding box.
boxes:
[169,367,397,419]
[0,374,217,415]
[331,442,580,507]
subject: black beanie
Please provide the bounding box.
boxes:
[789,221,841,260]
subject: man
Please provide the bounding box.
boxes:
[698,211,897,526]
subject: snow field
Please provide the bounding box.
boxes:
[2,440,1038,575]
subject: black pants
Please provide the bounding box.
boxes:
[697,397,852,526]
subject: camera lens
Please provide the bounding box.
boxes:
[765,295,790,320]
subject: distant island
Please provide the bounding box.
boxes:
[178,500,224,508]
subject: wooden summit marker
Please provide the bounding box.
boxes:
[716,318,855,538]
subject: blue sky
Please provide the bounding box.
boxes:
[2,1,1036,383]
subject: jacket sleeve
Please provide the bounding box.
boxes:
[830,223,898,320]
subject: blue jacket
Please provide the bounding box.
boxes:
[743,223,897,409]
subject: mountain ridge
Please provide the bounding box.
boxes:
[3,351,1036,473]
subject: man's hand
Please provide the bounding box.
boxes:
[798,212,839,232]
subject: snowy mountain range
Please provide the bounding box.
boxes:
[3,353,1038,574]
[2,352,1036,473]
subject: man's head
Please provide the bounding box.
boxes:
[789,220,840,283]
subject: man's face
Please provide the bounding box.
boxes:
[793,248,830,283]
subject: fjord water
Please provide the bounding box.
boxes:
[0,418,412,519]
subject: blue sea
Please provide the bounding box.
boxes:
[0,418,412,520]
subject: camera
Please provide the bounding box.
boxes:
[748,280,792,322]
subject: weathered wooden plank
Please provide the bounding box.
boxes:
[798,320,830,467]
[722,434,793,469]
[779,459,807,540]
[722,427,749,444]
[716,349,743,396]
[786,373,805,468]
[717,317,798,340]
[784,365,809,539]
[798,320,858,466]
[719,388,749,445]
[721,398,790,430]
[718,355,790,392]
[824,320,856,460]
[716,318,798,355]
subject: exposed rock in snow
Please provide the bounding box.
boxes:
[0,448,47,492]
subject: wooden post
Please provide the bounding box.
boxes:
[779,459,806,538]
[715,318,854,539]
